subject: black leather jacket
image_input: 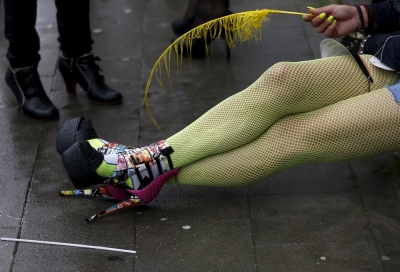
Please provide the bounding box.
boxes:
[364,0,400,70]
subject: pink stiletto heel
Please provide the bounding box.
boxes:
[85,195,142,223]
[59,168,180,223]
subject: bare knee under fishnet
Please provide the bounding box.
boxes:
[167,55,398,167]
[173,89,400,186]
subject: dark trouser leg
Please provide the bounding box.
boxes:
[55,0,93,58]
[3,0,59,120]
[55,0,122,104]
[4,0,40,67]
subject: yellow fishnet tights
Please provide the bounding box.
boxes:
[173,89,400,186]
[165,55,400,186]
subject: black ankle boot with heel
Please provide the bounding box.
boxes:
[179,9,233,59]
[172,0,233,59]
[5,65,59,120]
[172,0,231,36]
[58,53,123,105]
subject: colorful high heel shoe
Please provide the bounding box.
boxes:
[60,169,180,223]
[56,116,98,155]
[58,53,123,105]
[60,140,178,222]
[56,116,136,155]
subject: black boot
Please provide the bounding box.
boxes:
[5,65,59,120]
[58,53,123,105]
[171,0,230,36]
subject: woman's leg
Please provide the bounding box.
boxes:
[172,88,400,186]
[59,56,398,191]
[172,0,230,36]
[194,0,229,23]
[3,0,59,120]
[167,55,398,167]
[3,0,40,67]
[59,84,400,222]
[54,0,123,105]
[54,0,93,58]
[182,0,198,21]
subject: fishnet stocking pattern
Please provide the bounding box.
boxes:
[173,88,400,186]
[167,55,399,169]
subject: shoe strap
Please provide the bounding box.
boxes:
[127,168,180,203]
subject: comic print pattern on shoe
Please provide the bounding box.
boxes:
[104,140,174,190]
[96,139,136,155]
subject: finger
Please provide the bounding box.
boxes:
[302,14,314,22]
[323,20,338,38]
[317,20,336,35]
[308,5,336,17]
[310,12,328,28]
[316,15,336,33]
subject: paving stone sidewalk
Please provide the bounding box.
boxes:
[0,0,399,271]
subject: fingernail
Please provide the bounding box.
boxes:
[332,20,337,26]
[302,15,307,21]
[319,13,326,19]
[327,16,334,23]
[307,6,315,10]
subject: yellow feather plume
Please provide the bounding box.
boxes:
[143,9,310,128]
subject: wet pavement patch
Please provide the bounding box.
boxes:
[107,256,125,262]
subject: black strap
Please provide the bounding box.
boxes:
[134,167,143,183]
[154,156,164,175]
[145,162,154,180]
[160,146,174,156]
[354,5,365,31]
[160,146,175,169]
[363,4,375,32]
[350,51,374,83]
[165,155,174,170]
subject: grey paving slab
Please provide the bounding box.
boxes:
[234,0,301,11]
[0,115,41,228]
[135,220,257,272]
[36,0,57,27]
[349,154,400,271]
[0,112,43,143]
[256,241,384,271]
[12,248,135,272]
[0,228,19,272]
[368,212,400,272]
[308,36,329,59]
[20,200,135,247]
[36,1,59,80]
[90,0,144,60]
[249,192,373,244]
[250,192,385,270]
[247,161,354,195]
[136,184,249,222]
[0,177,29,228]
[11,200,136,272]
[37,48,59,77]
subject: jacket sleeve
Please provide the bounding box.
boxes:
[362,0,400,70]
[363,34,400,71]
[370,0,400,31]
